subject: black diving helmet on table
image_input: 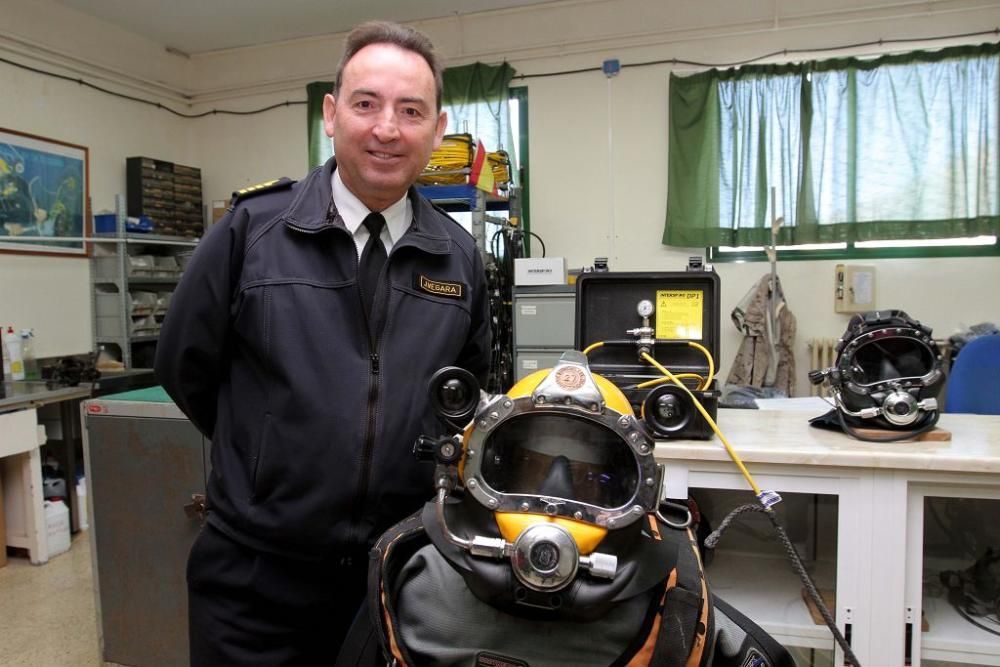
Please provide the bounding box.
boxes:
[808,309,945,441]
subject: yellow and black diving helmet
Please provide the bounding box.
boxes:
[420,350,671,618]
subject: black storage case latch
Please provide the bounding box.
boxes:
[574,269,721,440]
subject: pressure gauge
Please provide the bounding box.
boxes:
[637,299,654,318]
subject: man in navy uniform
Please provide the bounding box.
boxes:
[156,20,490,665]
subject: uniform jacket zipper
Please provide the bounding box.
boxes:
[349,233,386,546]
[348,346,380,543]
[303,205,433,550]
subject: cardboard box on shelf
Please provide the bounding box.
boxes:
[211,200,228,225]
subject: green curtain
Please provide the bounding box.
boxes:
[442,62,517,177]
[664,42,1000,248]
[306,62,517,173]
[306,81,334,170]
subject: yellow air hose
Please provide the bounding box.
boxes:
[639,351,762,497]
[582,339,765,499]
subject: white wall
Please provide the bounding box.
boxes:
[2,0,998,387]
[0,31,191,356]
[190,99,308,208]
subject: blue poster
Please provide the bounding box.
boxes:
[0,130,87,253]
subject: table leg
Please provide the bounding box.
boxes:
[1,449,49,564]
[25,447,48,564]
[0,473,6,568]
[59,399,79,532]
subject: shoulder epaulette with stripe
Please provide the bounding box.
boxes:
[229,177,295,209]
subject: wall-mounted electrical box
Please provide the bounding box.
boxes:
[834,264,876,313]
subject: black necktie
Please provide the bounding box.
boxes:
[359,212,387,318]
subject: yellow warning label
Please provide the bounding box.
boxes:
[655,290,703,340]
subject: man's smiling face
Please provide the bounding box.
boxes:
[323,42,447,212]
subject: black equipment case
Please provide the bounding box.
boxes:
[574,261,721,440]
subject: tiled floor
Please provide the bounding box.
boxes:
[0,531,102,666]
[0,532,846,667]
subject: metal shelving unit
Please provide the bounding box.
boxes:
[418,183,523,392]
[90,195,199,368]
[417,183,517,256]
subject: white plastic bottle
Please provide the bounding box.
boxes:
[75,477,89,530]
[5,326,25,381]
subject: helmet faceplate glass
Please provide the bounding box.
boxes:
[479,413,641,510]
[845,334,937,387]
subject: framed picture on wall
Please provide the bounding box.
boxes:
[0,128,90,256]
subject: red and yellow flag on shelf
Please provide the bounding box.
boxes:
[469,139,497,195]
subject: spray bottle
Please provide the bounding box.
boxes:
[21,328,39,380]
[1,325,9,380]
[5,326,25,381]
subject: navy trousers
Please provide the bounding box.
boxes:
[187,523,369,666]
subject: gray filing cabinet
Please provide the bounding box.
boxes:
[512,285,576,381]
[82,387,208,667]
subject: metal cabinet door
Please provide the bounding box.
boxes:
[513,294,576,348]
[85,415,207,667]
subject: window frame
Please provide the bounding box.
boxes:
[710,238,1000,263]
[510,85,531,255]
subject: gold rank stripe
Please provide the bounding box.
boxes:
[229,177,294,209]
[236,178,282,195]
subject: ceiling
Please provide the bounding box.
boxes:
[51,0,560,55]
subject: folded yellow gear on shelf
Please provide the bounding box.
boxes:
[419,133,473,185]
[488,150,511,187]
[419,134,511,189]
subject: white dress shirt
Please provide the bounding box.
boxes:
[331,168,412,259]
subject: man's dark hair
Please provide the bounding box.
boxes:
[333,21,444,111]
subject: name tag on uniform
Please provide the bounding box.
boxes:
[415,274,465,300]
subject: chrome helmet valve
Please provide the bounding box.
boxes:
[510,523,618,591]
[511,523,581,591]
[580,551,618,579]
[468,535,510,559]
[881,389,920,426]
